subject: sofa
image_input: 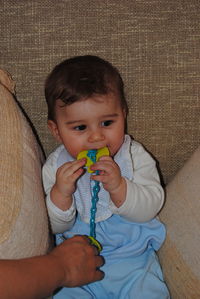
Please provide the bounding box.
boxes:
[1,1,200,298]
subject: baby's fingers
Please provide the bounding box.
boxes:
[98,156,113,162]
[58,159,86,178]
[90,160,116,175]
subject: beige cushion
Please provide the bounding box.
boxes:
[0,69,51,258]
[158,146,200,298]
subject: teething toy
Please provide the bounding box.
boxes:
[77,147,110,252]
[77,146,109,173]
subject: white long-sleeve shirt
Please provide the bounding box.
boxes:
[42,135,164,233]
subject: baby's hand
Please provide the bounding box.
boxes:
[51,159,86,210]
[90,156,126,207]
[90,156,121,192]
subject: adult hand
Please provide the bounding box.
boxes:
[0,235,104,299]
[49,235,105,287]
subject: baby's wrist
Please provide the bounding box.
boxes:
[110,178,127,207]
[50,187,73,211]
[109,177,125,194]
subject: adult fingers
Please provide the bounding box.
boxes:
[94,269,105,282]
[95,255,105,268]
[72,235,100,253]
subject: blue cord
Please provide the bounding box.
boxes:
[87,150,100,239]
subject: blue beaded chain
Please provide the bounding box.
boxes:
[59,149,102,252]
[87,149,100,239]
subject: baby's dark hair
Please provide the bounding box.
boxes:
[45,55,128,120]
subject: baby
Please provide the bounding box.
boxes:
[42,55,170,298]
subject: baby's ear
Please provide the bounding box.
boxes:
[47,120,62,143]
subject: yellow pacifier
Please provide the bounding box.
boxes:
[77,147,109,173]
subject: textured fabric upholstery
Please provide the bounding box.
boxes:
[0,69,51,258]
[159,145,200,298]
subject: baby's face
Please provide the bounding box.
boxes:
[48,93,126,158]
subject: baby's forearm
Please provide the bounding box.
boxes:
[110,178,164,222]
[46,194,76,234]
[110,177,127,208]
[50,185,73,211]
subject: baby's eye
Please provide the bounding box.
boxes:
[74,125,87,131]
[102,120,113,127]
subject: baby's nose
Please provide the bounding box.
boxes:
[88,130,105,143]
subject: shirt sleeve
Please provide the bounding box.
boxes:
[42,148,76,234]
[109,141,164,222]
